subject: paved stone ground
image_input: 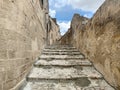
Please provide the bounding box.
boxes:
[22,45,115,90]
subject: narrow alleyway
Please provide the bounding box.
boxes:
[22,45,115,90]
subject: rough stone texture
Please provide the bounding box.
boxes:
[0,0,60,90]
[34,59,92,66]
[59,0,120,89]
[48,18,61,45]
[27,67,102,80]
[22,45,114,90]
[40,54,84,59]
[23,81,114,90]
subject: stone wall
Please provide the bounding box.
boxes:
[59,0,120,89]
[0,0,49,89]
[49,18,61,45]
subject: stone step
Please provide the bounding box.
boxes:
[43,49,79,52]
[45,47,76,50]
[39,57,85,60]
[45,46,75,48]
[39,55,85,59]
[42,52,82,55]
[27,67,103,81]
[21,45,115,90]
[23,79,115,90]
[45,45,73,48]
[34,59,92,67]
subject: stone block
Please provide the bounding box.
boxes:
[0,84,3,90]
[8,50,16,59]
[3,79,17,90]
[6,69,15,81]
[7,40,17,50]
[0,31,7,50]
[0,69,6,82]
[0,50,8,59]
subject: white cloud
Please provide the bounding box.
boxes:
[49,9,56,18]
[49,0,67,8]
[67,0,105,12]
[49,0,105,12]
[83,14,92,18]
[49,0,106,35]
[54,0,67,8]
[58,21,71,35]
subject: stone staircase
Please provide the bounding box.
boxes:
[22,45,115,90]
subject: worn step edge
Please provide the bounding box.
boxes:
[34,59,92,66]
[41,54,84,56]
[41,52,84,56]
[34,60,92,65]
[26,77,103,82]
[41,54,85,57]
[42,53,82,55]
[43,50,79,52]
[44,48,76,50]
[45,46,73,48]
[34,65,93,68]
[26,67,103,82]
[45,45,72,47]
[38,57,86,60]
[45,48,76,50]
[45,46,76,49]
[43,51,80,52]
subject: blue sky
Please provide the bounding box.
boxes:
[49,0,105,35]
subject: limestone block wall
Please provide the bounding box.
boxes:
[59,14,88,45]
[49,18,61,45]
[59,29,73,45]
[59,0,120,89]
[0,0,48,89]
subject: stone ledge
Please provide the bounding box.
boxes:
[34,59,92,66]
[27,67,103,80]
